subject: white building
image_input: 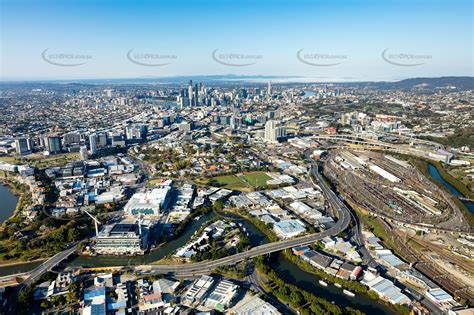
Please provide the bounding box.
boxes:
[184,275,214,304]
[124,186,172,216]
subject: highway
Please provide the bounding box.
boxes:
[135,208,350,275]
[310,162,379,269]
[19,243,78,288]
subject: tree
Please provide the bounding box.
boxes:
[67,228,80,242]
[213,200,224,212]
[290,290,304,305]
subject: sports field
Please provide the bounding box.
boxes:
[211,171,271,191]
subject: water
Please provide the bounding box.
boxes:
[0,210,392,313]
[222,213,393,314]
[0,184,18,224]
[427,163,474,213]
[0,261,42,277]
[270,253,396,314]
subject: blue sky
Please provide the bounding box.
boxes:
[1,0,472,81]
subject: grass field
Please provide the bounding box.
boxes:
[1,153,80,168]
[210,171,272,191]
[0,156,20,163]
[29,152,80,168]
[211,175,250,191]
[241,172,271,187]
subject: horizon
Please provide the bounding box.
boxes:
[2,74,473,85]
[1,0,473,81]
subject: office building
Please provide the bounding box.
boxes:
[44,135,62,154]
[89,133,97,155]
[95,223,148,255]
[124,186,172,216]
[15,137,32,155]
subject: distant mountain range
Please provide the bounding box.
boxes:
[365,76,474,90]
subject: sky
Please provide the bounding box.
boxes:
[1,0,473,81]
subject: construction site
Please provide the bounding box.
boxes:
[323,150,474,303]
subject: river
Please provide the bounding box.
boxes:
[0,209,393,313]
[427,163,474,214]
[0,184,18,224]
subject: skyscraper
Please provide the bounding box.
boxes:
[89,133,97,155]
[264,120,277,142]
[264,120,285,142]
[188,80,193,106]
[44,135,62,154]
[267,80,272,96]
[194,83,199,106]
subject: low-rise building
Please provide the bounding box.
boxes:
[273,219,306,238]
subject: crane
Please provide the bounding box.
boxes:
[83,209,101,237]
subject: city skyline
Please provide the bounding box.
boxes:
[1,0,473,81]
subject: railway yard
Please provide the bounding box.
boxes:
[323,150,469,231]
[323,150,474,303]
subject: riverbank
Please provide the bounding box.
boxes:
[221,207,403,314]
[0,258,45,268]
[254,255,364,315]
[423,160,473,199]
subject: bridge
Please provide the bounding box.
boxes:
[310,134,444,161]
[18,243,78,290]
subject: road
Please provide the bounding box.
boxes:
[246,269,297,314]
[310,163,379,269]
[20,243,78,288]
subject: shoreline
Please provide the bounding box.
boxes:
[0,178,23,227]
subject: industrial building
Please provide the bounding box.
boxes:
[183,275,214,304]
[273,219,306,239]
[204,280,239,311]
